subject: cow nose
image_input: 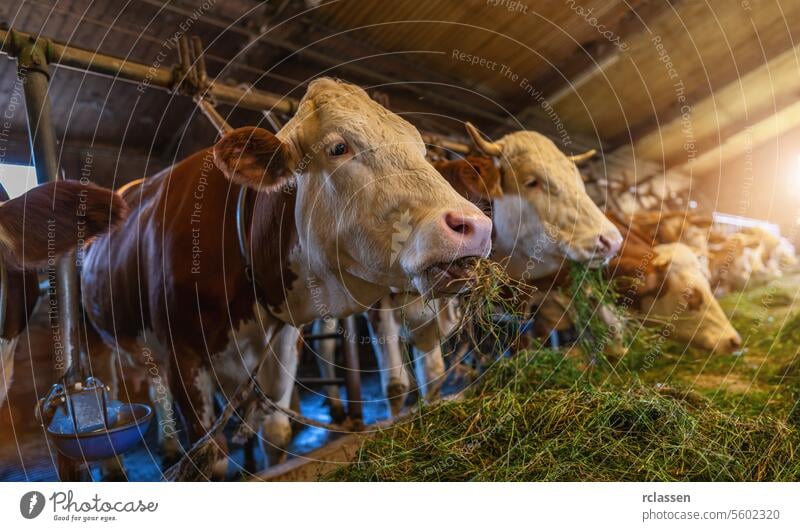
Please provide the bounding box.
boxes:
[442,210,492,257]
[729,334,742,351]
[595,231,622,258]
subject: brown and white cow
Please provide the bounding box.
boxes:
[357,125,624,414]
[80,78,492,473]
[0,180,126,406]
[708,231,766,295]
[533,216,742,355]
[740,226,797,281]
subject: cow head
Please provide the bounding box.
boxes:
[641,243,741,354]
[465,123,622,279]
[213,78,491,299]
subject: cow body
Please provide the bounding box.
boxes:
[81,78,493,472]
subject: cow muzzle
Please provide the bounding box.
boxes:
[403,208,493,295]
[710,330,743,355]
[566,226,623,267]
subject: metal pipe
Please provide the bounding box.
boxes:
[16,39,80,378]
[0,28,296,115]
[14,31,83,481]
[341,315,363,424]
[0,27,472,154]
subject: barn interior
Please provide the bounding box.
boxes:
[1,0,800,482]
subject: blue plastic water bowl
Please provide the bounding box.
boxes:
[46,400,153,461]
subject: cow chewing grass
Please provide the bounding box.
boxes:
[442,256,536,351]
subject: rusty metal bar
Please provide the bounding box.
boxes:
[12,29,84,481]
[0,27,474,155]
[341,315,363,424]
[0,27,296,115]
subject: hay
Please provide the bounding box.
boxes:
[325,271,800,482]
[328,352,800,481]
[448,257,535,354]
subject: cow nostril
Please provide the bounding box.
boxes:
[597,235,611,253]
[444,212,472,236]
[730,336,742,350]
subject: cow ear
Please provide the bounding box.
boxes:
[213,127,298,192]
[435,157,502,201]
[466,156,503,199]
[686,286,704,311]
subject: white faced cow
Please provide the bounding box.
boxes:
[80,78,492,475]
[532,223,742,356]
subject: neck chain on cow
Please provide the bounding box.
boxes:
[235,186,275,316]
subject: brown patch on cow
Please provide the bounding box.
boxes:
[433,156,502,203]
[0,181,127,267]
[0,185,37,339]
[82,149,259,357]
[0,263,38,340]
[250,186,299,314]
[213,127,294,193]
[603,215,670,308]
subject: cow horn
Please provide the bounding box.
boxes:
[465,122,502,157]
[568,149,597,164]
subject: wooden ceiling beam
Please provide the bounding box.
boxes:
[548,1,800,145]
[511,0,676,139]
[633,44,800,169]
[680,99,800,177]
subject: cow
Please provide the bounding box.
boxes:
[340,125,624,415]
[740,226,797,281]
[0,180,126,407]
[708,231,766,295]
[79,78,493,476]
[532,216,742,355]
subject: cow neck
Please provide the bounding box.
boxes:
[237,185,296,319]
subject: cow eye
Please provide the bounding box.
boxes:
[329,142,348,157]
[524,178,539,188]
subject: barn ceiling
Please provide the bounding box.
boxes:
[1,0,799,181]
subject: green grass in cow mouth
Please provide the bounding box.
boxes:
[446,257,536,353]
[326,273,800,481]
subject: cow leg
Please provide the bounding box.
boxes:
[407,311,445,401]
[311,318,346,423]
[0,338,16,410]
[148,374,182,466]
[408,297,459,402]
[169,357,228,480]
[258,325,301,466]
[411,343,445,402]
[91,349,129,481]
[366,298,410,416]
